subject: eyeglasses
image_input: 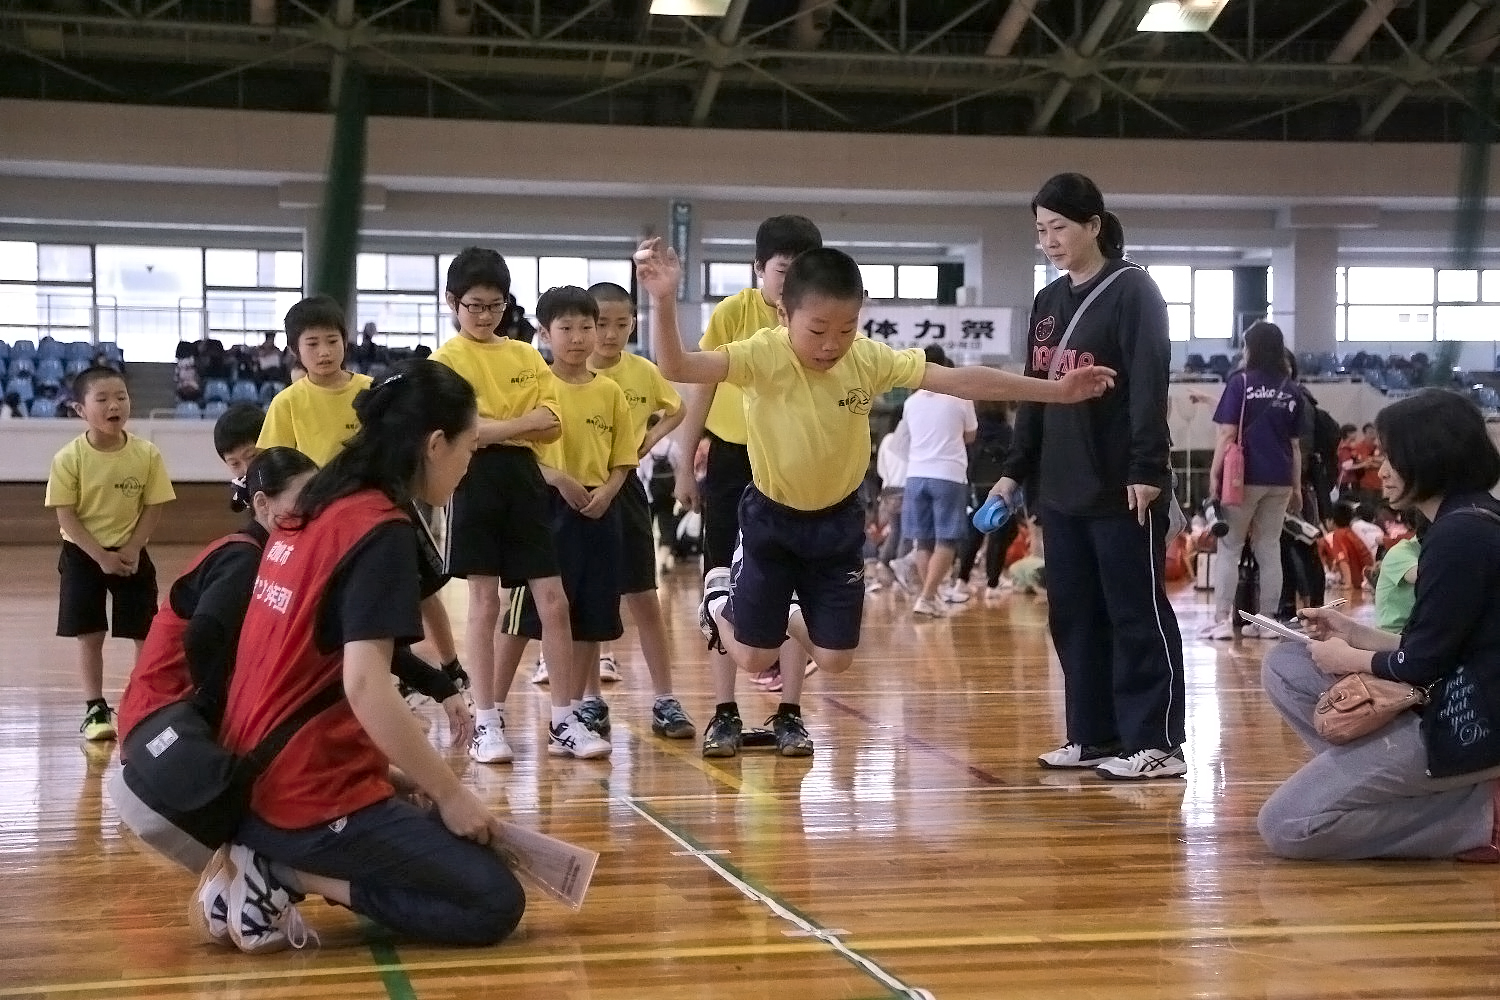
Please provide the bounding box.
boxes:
[458,301,506,315]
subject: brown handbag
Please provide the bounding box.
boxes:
[1313,673,1429,745]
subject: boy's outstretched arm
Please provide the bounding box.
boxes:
[635,239,731,386]
[919,361,1115,404]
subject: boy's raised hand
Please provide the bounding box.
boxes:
[1055,364,1116,403]
[633,238,682,300]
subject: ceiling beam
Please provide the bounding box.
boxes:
[1360,0,1483,138]
[987,0,1040,58]
[689,0,753,126]
[1457,2,1500,63]
[790,0,831,51]
[1029,0,1122,134]
[1328,0,1399,65]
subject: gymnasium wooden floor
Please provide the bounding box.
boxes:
[2,545,1498,1000]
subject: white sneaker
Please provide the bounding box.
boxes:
[1198,619,1234,640]
[189,844,233,945]
[891,555,922,595]
[1240,623,1264,639]
[912,596,947,618]
[940,582,971,604]
[1037,741,1123,769]
[548,714,612,759]
[598,654,622,683]
[223,844,318,954]
[530,656,549,685]
[1094,747,1188,781]
[469,721,514,764]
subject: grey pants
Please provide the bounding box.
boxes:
[1258,642,1498,860]
[1215,485,1291,619]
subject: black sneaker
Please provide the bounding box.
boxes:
[576,697,611,738]
[768,709,814,758]
[80,702,116,741]
[701,710,742,758]
[651,697,696,740]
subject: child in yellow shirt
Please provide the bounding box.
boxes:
[256,295,372,466]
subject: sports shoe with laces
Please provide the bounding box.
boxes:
[1094,746,1189,781]
[80,702,115,741]
[890,554,922,595]
[530,655,549,685]
[189,845,233,945]
[469,720,514,764]
[1198,619,1235,640]
[548,714,611,759]
[768,709,814,758]
[223,844,317,954]
[700,567,731,653]
[1037,741,1124,769]
[598,654,622,683]
[651,697,696,739]
[701,710,743,758]
[576,697,611,738]
[912,597,947,618]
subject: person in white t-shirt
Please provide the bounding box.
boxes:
[891,347,977,617]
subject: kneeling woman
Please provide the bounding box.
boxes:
[207,362,524,953]
[1259,388,1500,861]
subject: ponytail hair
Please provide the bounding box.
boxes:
[1031,172,1127,260]
[230,446,317,512]
[288,360,477,526]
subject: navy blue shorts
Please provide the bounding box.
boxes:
[506,488,623,643]
[616,474,657,595]
[446,446,558,586]
[727,486,864,652]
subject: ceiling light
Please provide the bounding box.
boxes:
[1136,0,1229,33]
[649,0,732,14]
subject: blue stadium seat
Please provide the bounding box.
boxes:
[64,357,88,378]
[203,400,229,419]
[28,397,59,418]
[8,354,34,378]
[258,380,285,406]
[10,339,36,362]
[34,357,65,389]
[5,376,35,405]
[64,341,93,363]
[202,378,231,404]
[175,400,203,420]
[100,343,123,364]
[36,337,63,361]
[231,379,259,404]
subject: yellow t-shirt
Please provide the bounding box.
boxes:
[537,373,638,489]
[723,328,926,510]
[590,351,682,451]
[431,334,561,452]
[44,432,177,548]
[701,287,778,445]
[256,372,374,467]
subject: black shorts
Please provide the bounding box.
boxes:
[726,487,865,652]
[505,489,623,643]
[702,432,752,572]
[446,446,559,587]
[57,541,158,639]
[617,474,657,595]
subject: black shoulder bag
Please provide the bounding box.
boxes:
[120,681,343,850]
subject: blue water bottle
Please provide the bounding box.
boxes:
[972,488,1024,534]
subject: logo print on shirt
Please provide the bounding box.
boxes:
[114,476,144,500]
[839,388,873,415]
[624,389,647,409]
[510,368,536,386]
[585,414,613,434]
[1034,316,1056,344]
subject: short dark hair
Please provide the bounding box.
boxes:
[284,295,347,345]
[755,215,823,267]
[213,403,265,458]
[781,247,864,314]
[71,366,126,400]
[1340,423,1358,438]
[535,285,599,327]
[1331,502,1354,528]
[446,247,511,299]
[1241,321,1290,377]
[1031,172,1126,260]
[588,281,633,306]
[1375,388,1500,503]
[923,345,954,368]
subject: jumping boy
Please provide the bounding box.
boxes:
[580,281,694,740]
[671,215,824,746]
[636,241,1115,757]
[45,366,177,740]
[432,248,589,763]
[256,295,372,466]
[489,285,634,760]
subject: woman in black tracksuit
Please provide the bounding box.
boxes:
[991,172,1187,781]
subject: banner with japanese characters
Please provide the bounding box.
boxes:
[856,307,1013,361]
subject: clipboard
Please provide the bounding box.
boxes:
[1238,611,1311,643]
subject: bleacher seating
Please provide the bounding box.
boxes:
[174,400,203,420]
[34,357,66,389]
[203,400,229,419]
[28,397,59,418]
[0,338,131,417]
[231,379,259,405]
[5,376,35,406]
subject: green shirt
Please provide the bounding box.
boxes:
[1374,537,1420,633]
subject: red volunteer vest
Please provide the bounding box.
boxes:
[116,531,260,749]
[220,491,410,829]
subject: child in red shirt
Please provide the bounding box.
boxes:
[1325,503,1372,590]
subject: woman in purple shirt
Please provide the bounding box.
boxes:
[1203,321,1302,640]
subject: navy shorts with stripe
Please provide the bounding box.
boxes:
[727,486,864,652]
[617,474,658,595]
[505,489,623,643]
